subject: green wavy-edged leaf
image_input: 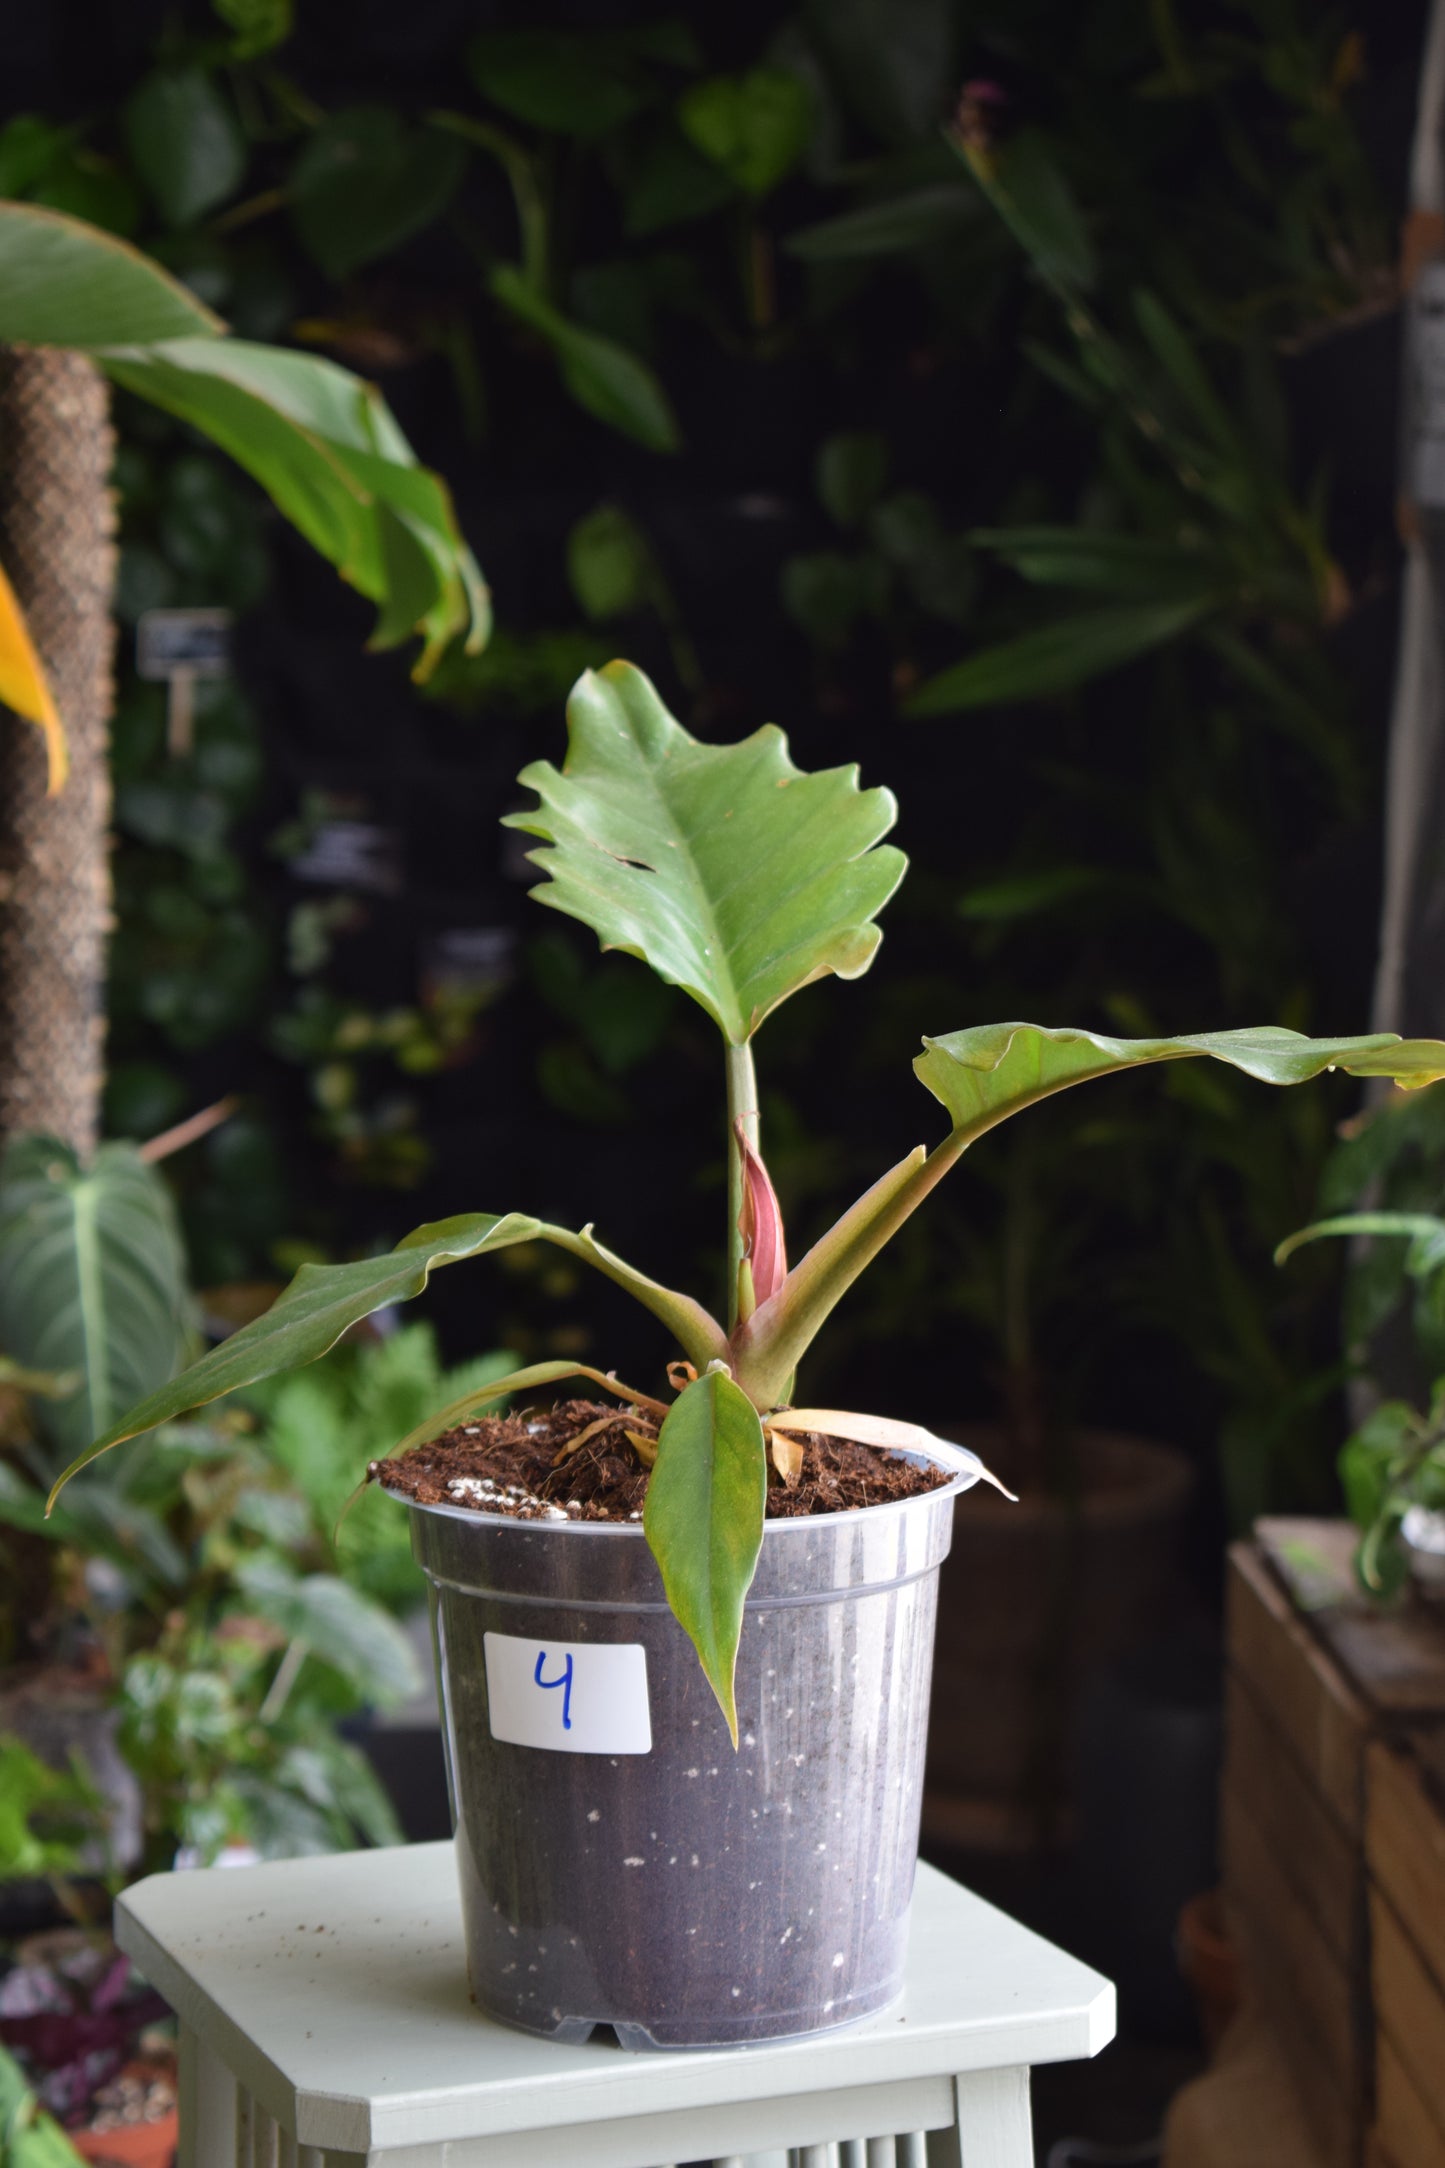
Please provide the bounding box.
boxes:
[0,200,223,346]
[506,661,907,1043]
[0,1137,189,1462]
[643,1368,767,1745]
[100,339,489,675]
[48,1212,541,1506]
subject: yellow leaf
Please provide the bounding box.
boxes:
[768,1408,1017,1498]
[0,554,66,793]
[766,1427,804,1487]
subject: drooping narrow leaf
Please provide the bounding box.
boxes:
[506,662,906,1043]
[47,1212,542,1504]
[915,1024,1445,1139]
[536,1220,729,1370]
[733,1026,1445,1404]
[100,339,489,676]
[0,201,224,345]
[1274,1211,1445,1274]
[0,555,66,791]
[0,1138,189,1462]
[643,1368,767,1744]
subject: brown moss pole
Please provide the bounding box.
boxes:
[0,348,117,1159]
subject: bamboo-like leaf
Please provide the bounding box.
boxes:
[507,662,906,1044]
[1275,1211,1445,1275]
[905,600,1208,714]
[643,1368,767,1745]
[47,1212,542,1505]
[0,201,224,346]
[0,557,66,792]
[767,1409,1014,1496]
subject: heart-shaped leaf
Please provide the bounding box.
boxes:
[643,1368,767,1745]
[290,109,466,280]
[678,68,811,199]
[506,662,906,1044]
[0,1138,190,1465]
[47,1211,542,1504]
[123,68,246,229]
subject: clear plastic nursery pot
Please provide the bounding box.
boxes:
[396,1448,972,2049]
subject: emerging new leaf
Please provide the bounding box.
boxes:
[735,1121,787,1309]
[505,663,906,1044]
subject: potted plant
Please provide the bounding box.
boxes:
[53,662,1445,2046]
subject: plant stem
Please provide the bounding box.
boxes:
[726,1041,759,1334]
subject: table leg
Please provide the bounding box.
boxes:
[926,2069,1032,2168]
[178,2024,237,2168]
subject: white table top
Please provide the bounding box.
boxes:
[116,1842,1113,2154]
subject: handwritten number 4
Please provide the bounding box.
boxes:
[534,1649,574,1730]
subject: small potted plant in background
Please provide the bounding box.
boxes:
[1278,1083,1445,1597]
[56,662,1445,2048]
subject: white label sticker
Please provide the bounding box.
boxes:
[483,1632,652,1755]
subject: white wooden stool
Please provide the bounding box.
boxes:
[116,1841,1113,2168]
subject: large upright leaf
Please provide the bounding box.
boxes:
[0,202,223,345]
[643,1368,767,1744]
[48,1211,542,1501]
[506,662,907,1043]
[0,1138,189,1461]
[731,1025,1445,1404]
[100,339,489,674]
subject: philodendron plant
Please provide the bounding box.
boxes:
[51,664,1445,1737]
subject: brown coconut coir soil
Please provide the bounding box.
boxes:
[374,1397,950,1523]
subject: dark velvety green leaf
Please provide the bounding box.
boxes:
[567,504,651,618]
[643,1369,767,1744]
[123,69,246,228]
[817,431,888,528]
[290,110,465,280]
[469,30,649,136]
[621,122,736,236]
[48,1212,541,1500]
[804,0,955,146]
[678,69,811,199]
[506,661,906,1043]
[786,182,975,261]
[905,601,1208,713]
[100,339,489,673]
[0,202,223,345]
[0,1138,189,1461]
[490,267,680,451]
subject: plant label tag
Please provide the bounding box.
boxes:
[483,1633,652,1754]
